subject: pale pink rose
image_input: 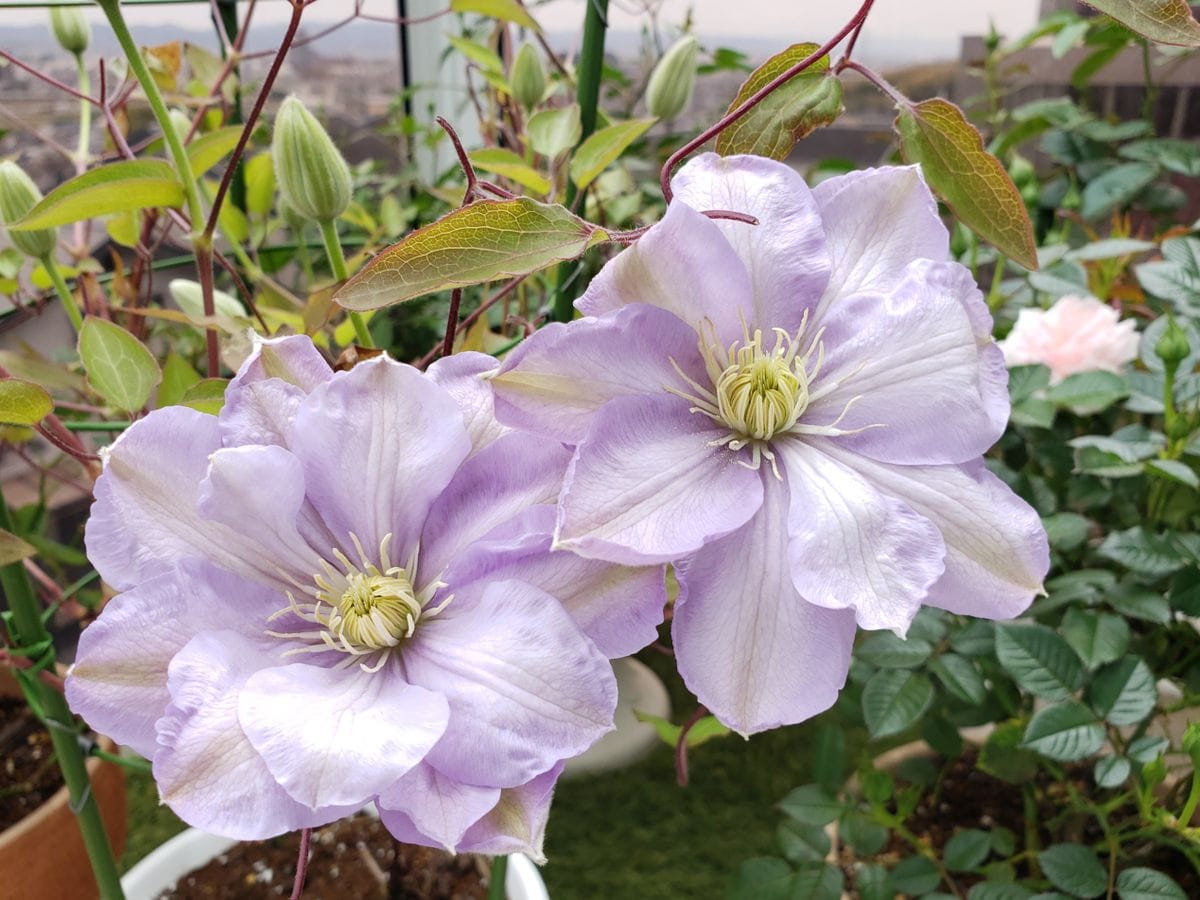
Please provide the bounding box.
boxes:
[999,295,1139,383]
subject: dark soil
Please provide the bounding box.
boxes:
[0,695,64,831]
[157,813,492,899]
[842,749,1200,898]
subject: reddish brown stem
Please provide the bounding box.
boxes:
[196,243,221,377]
[443,289,464,359]
[659,0,878,201]
[290,827,312,900]
[675,704,708,788]
[418,276,527,368]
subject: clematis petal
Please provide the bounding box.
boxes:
[86,407,308,592]
[555,394,763,565]
[196,444,328,577]
[491,303,707,444]
[417,431,571,583]
[820,442,1049,620]
[811,165,949,321]
[219,334,333,448]
[427,350,508,453]
[376,762,500,851]
[289,357,472,558]
[405,579,615,789]
[775,439,946,634]
[457,763,563,863]
[673,472,856,735]
[575,201,753,341]
[67,562,282,758]
[670,152,831,334]
[154,631,351,839]
[445,506,666,658]
[238,663,449,810]
[806,259,1009,466]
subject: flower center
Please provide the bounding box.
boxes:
[267,533,451,672]
[714,334,809,441]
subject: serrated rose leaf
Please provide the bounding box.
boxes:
[11,160,185,230]
[77,317,162,413]
[715,43,843,160]
[0,378,53,426]
[334,198,608,311]
[895,98,1038,270]
[569,118,657,190]
[1081,0,1200,47]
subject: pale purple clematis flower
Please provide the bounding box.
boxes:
[67,335,664,859]
[490,153,1050,735]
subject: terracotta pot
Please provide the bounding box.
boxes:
[0,669,127,900]
[121,826,550,900]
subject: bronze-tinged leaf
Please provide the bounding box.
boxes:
[334,198,608,311]
[1082,0,1200,47]
[895,98,1038,271]
[715,43,843,160]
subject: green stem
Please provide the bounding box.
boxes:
[0,491,124,900]
[319,219,372,348]
[1179,769,1200,825]
[488,855,508,900]
[552,0,608,323]
[74,53,90,164]
[95,0,204,231]
[42,254,84,332]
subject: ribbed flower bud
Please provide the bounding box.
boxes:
[49,6,90,56]
[510,43,546,112]
[645,35,698,120]
[271,95,352,223]
[168,109,192,144]
[0,162,56,260]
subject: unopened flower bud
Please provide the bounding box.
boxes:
[1156,316,1191,377]
[510,43,546,112]
[645,35,698,120]
[271,95,351,223]
[0,161,56,260]
[49,6,90,56]
[168,109,192,144]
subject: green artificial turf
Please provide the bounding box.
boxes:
[121,647,842,897]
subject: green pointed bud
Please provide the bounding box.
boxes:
[645,35,698,120]
[0,162,56,260]
[49,6,90,56]
[1156,316,1191,377]
[271,95,352,223]
[168,109,192,144]
[510,43,546,111]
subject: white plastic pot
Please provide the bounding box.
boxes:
[121,825,549,900]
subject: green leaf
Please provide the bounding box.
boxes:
[729,857,794,900]
[244,152,275,217]
[1042,512,1091,551]
[186,125,242,175]
[1106,582,1172,624]
[810,724,845,793]
[790,863,843,900]
[855,631,933,668]
[1046,370,1128,414]
[995,622,1084,701]
[1127,735,1169,764]
[450,0,540,30]
[468,148,551,195]
[1120,138,1200,176]
[777,820,830,864]
[632,710,730,748]
[952,620,996,657]
[1061,609,1130,669]
[862,670,934,739]
[1065,238,1157,261]
[0,527,37,566]
[978,721,1041,784]
[157,351,202,408]
[445,35,505,73]
[334,198,607,311]
[714,43,842,160]
[888,856,941,895]
[77,317,161,413]
[527,105,582,159]
[1038,843,1107,898]
[778,784,842,826]
[968,884,1033,900]
[895,98,1037,270]
[840,812,888,856]
[1088,656,1157,726]
[180,378,227,415]
[0,378,53,426]
[1115,867,1187,900]
[1008,364,1051,403]
[1145,459,1199,489]
[568,118,657,190]
[1080,162,1159,221]
[1079,0,1200,47]
[1023,701,1105,761]
[1094,754,1131,788]
[945,829,991,872]
[12,160,184,230]
[1098,527,1189,577]
[930,653,988,705]
[854,863,891,900]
